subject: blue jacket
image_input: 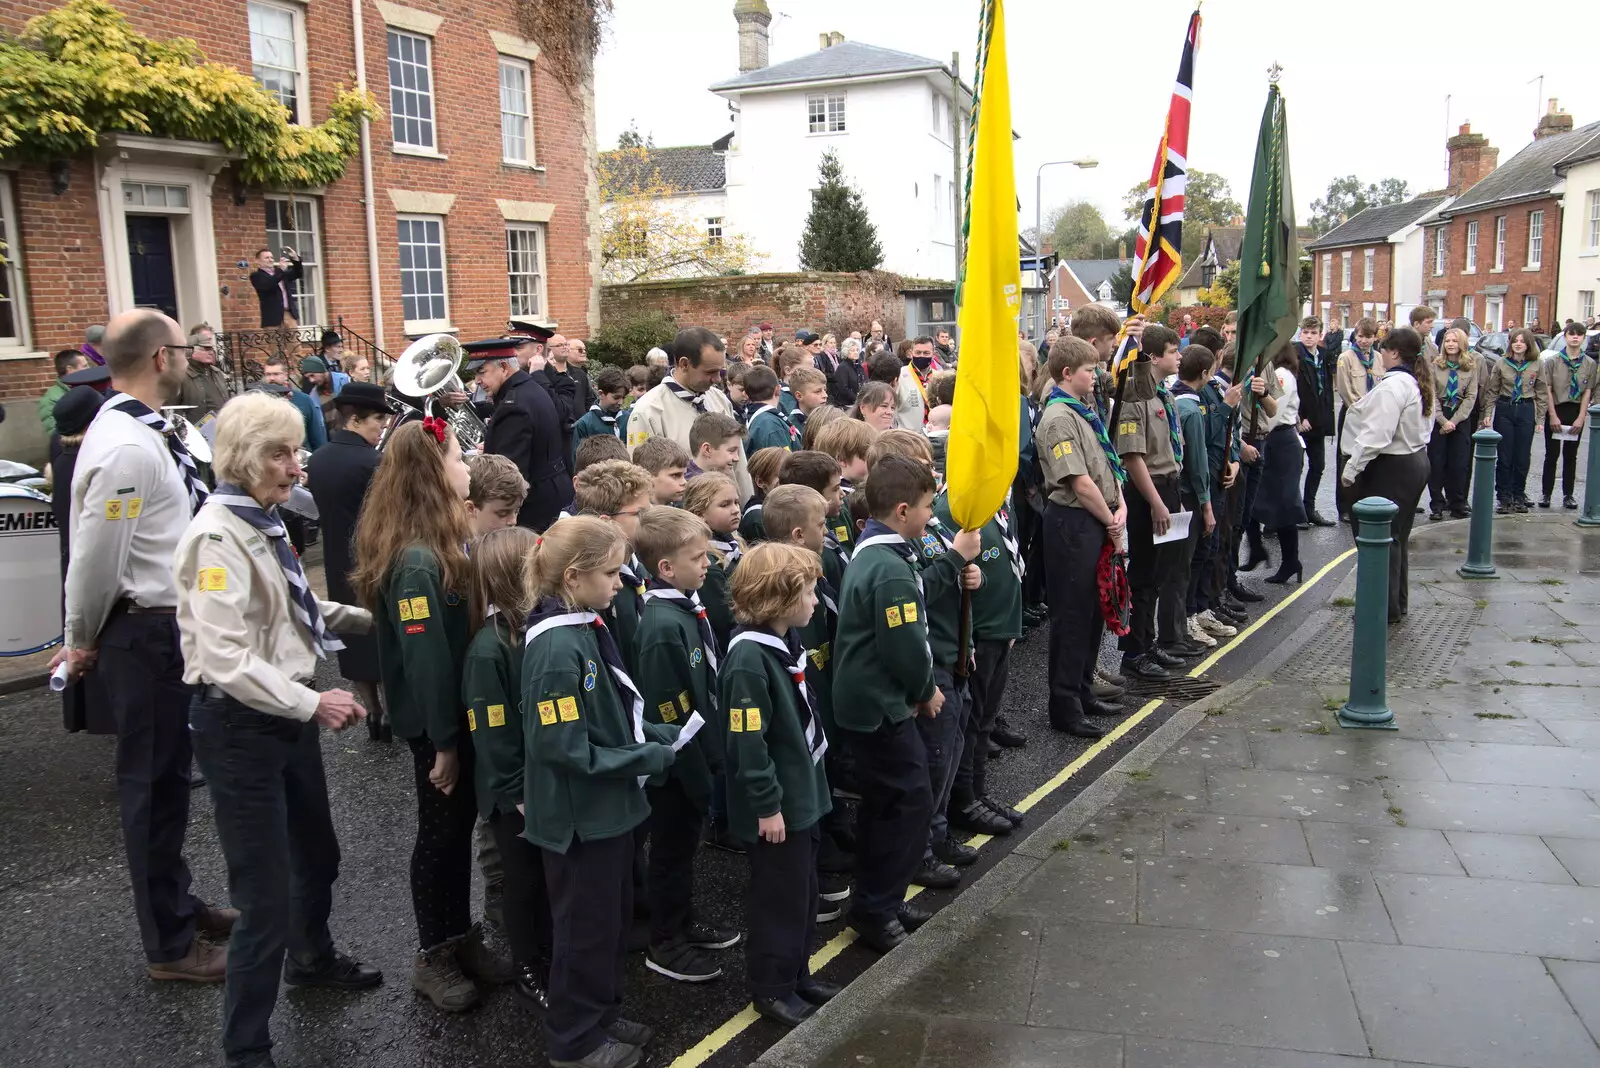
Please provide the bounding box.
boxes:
[289,388,327,450]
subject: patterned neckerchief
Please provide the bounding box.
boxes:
[1355,346,1376,392]
[1153,383,1184,467]
[1045,386,1126,483]
[1443,359,1462,408]
[1559,349,1588,401]
[1507,356,1532,402]
[664,376,707,413]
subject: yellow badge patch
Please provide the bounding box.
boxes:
[409,596,431,620]
[627,430,650,448]
[126,497,143,519]
[198,567,227,592]
[557,696,579,722]
[1052,441,1073,458]
[537,700,557,725]
[678,691,691,712]
[746,707,762,731]
[904,602,919,623]
[1119,421,1139,437]
[729,708,744,732]
[885,605,903,628]
[398,599,413,621]
[105,499,123,520]
[658,701,678,723]
[467,709,478,732]
[834,525,850,541]
[487,704,506,728]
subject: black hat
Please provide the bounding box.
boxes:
[54,385,104,436]
[507,319,555,342]
[796,330,820,344]
[321,329,344,348]
[61,364,111,388]
[249,380,292,397]
[333,381,393,413]
[462,338,521,370]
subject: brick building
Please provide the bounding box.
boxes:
[1306,195,1449,330]
[1422,104,1599,333]
[0,0,599,461]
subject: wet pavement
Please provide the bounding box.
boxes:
[765,515,1600,1068]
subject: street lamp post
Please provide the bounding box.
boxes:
[1034,158,1099,336]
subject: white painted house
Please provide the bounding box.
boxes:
[1553,132,1600,325]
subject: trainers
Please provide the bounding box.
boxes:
[934,836,979,867]
[458,922,515,985]
[148,939,227,983]
[645,941,722,983]
[815,898,846,924]
[1198,610,1237,637]
[1096,666,1127,687]
[818,872,852,902]
[1090,677,1126,701]
[411,940,480,1012]
[549,1037,642,1068]
[1186,617,1219,647]
[683,920,742,950]
[1566,495,1580,510]
[1539,496,1552,509]
[604,1018,654,1047]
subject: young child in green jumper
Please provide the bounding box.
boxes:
[571,460,653,676]
[740,446,788,543]
[684,472,744,654]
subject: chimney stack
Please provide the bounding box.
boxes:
[1534,97,1574,140]
[734,0,771,73]
[1446,122,1499,195]
[817,30,844,49]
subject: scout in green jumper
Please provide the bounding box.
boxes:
[354,421,508,1013]
[684,472,744,653]
[570,365,631,467]
[812,417,875,558]
[743,364,802,454]
[721,541,841,1029]
[522,515,679,1068]
[778,450,850,592]
[571,459,654,675]
[740,446,788,543]
[462,525,552,1011]
[634,508,742,985]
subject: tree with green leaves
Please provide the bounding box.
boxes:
[1123,169,1243,261]
[1308,176,1410,235]
[798,150,883,272]
[1041,200,1112,259]
[1109,264,1134,307]
[616,121,652,149]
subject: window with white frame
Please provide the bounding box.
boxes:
[1494,216,1506,269]
[1434,229,1446,275]
[1363,248,1375,291]
[388,30,436,150]
[1524,294,1538,327]
[1341,251,1351,290]
[1587,192,1600,250]
[0,176,29,350]
[1580,290,1595,321]
[249,2,307,123]
[505,223,545,320]
[933,175,945,227]
[931,92,949,138]
[1485,297,1501,329]
[705,217,723,247]
[1465,295,1477,324]
[398,214,449,328]
[1465,221,1478,272]
[499,57,533,165]
[1528,209,1544,267]
[1321,253,1331,294]
[1428,297,1445,315]
[806,92,846,134]
[1320,301,1331,325]
[264,195,324,327]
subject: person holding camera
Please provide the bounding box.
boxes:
[250,247,303,330]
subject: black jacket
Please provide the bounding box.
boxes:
[249,259,303,327]
[306,429,384,680]
[1294,342,1336,435]
[816,352,864,409]
[486,370,573,531]
[537,363,596,473]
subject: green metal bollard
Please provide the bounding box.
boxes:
[1458,428,1501,579]
[1340,496,1400,731]
[1578,403,1600,528]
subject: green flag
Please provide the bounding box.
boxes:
[1232,84,1299,385]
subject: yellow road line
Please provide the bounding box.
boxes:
[669,549,1355,1067]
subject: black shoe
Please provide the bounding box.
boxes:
[645,941,722,983]
[703,826,747,854]
[818,872,852,903]
[1296,520,1311,531]
[1539,496,1552,509]
[1229,584,1265,603]
[1307,510,1336,527]
[189,767,206,789]
[1514,499,1530,513]
[1450,508,1471,519]
[897,902,934,932]
[1085,698,1124,718]
[949,798,1013,836]
[796,976,841,1004]
[1429,510,1443,521]
[605,1018,654,1048]
[1160,641,1206,658]
[514,962,549,1010]
[816,898,846,924]
[1122,655,1169,680]
[1147,646,1186,667]
[935,836,979,867]
[1496,501,1510,515]
[753,992,815,1029]
[550,1038,640,1068]
[991,721,1028,748]
[987,741,1002,758]
[366,713,393,743]
[684,921,742,951]
[1239,546,1269,572]
[981,796,1024,828]
[1566,495,1580,510]
[911,859,961,890]
[848,914,907,953]
[1213,604,1247,625]
[1051,718,1107,739]
[284,950,383,990]
[1264,564,1303,585]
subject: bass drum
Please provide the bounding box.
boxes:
[0,484,63,655]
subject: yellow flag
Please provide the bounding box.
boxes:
[947,0,1021,532]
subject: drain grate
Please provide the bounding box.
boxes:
[1291,605,1480,683]
[1121,674,1223,704]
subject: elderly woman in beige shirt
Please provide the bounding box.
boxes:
[174,391,381,1068]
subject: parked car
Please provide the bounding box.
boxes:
[1473,331,1551,359]
[1433,321,1485,348]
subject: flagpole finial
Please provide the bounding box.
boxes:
[1267,62,1283,85]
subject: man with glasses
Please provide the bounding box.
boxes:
[54,308,236,985]
[178,325,233,425]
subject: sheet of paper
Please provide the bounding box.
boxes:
[1555,428,1583,443]
[671,711,705,752]
[1152,509,1193,545]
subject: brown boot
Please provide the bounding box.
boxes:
[195,903,240,937]
[411,939,479,1012]
[148,939,227,982]
[458,921,514,985]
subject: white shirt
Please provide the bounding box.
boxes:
[1340,369,1431,484]
[1266,367,1300,431]
[64,406,191,648]
[895,365,926,430]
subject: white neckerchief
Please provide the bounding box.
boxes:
[640,586,720,672]
[727,629,828,765]
[525,610,649,784]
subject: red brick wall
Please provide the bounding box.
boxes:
[1423,198,1562,331]
[601,273,906,346]
[1311,242,1394,328]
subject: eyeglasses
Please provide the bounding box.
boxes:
[163,345,196,359]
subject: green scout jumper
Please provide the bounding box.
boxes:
[934,494,1022,643]
[746,405,799,454]
[376,545,471,750]
[1173,391,1211,507]
[913,500,971,671]
[829,477,859,557]
[520,611,678,853]
[702,540,740,653]
[604,556,647,678]
[739,493,767,543]
[570,406,623,466]
[831,525,938,732]
[463,614,525,818]
[718,628,831,842]
[798,565,839,739]
[635,587,720,807]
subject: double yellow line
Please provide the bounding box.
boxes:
[670,548,1355,1067]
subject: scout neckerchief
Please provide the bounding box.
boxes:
[620,552,646,598]
[908,358,936,413]
[663,375,707,413]
[587,403,622,439]
[856,519,924,599]
[102,392,208,513]
[210,484,342,657]
[994,501,1025,583]
[1045,386,1127,483]
[1354,346,1377,392]
[1153,382,1184,466]
[1441,354,1463,409]
[525,599,649,785]
[1560,348,1588,402]
[709,534,743,568]
[823,527,850,564]
[1298,342,1326,397]
[727,626,827,765]
[1507,355,1532,402]
[642,576,720,669]
[751,403,800,447]
[742,490,764,526]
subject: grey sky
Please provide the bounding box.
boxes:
[595,0,1596,238]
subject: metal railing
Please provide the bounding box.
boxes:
[215,317,392,393]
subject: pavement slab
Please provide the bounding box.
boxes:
[1161,813,1313,865]
[1136,857,1397,943]
[1443,830,1576,883]
[1301,821,1466,876]
[997,848,1138,923]
[1376,872,1600,959]
[1124,1037,1397,1068]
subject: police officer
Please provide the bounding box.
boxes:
[56,308,235,982]
[467,338,573,531]
[176,391,382,1068]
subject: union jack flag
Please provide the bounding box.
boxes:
[1129,9,1201,314]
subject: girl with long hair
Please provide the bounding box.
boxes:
[1481,327,1547,513]
[1427,328,1478,519]
[850,381,897,431]
[352,421,506,1011]
[1250,345,1308,584]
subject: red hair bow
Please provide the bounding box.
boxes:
[421,416,447,443]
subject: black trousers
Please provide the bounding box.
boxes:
[1121,474,1182,658]
[1543,400,1584,500]
[543,833,633,1062]
[1240,444,1265,550]
[1428,408,1473,512]
[190,694,340,1066]
[489,808,552,970]
[1342,450,1430,622]
[100,610,202,963]
[952,639,1012,805]
[1216,472,1243,596]
[1302,432,1327,512]
[1044,503,1105,728]
[406,734,477,949]
[846,717,932,926]
[746,824,819,1000]
[1493,399,1537,503]
[645,776,704,946]
[1188,474,1220,614]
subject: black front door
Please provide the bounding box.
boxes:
[126,215,178,321]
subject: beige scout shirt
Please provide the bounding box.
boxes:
[175,502,371,720]
[1336,347,1382,407]
[1037,399,1121,511]
[1115,391,1179,477]
[1484,356,1548,410]
[625,376,753,500]
[1430,357,1479,426]
[1541,350,1597,408]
